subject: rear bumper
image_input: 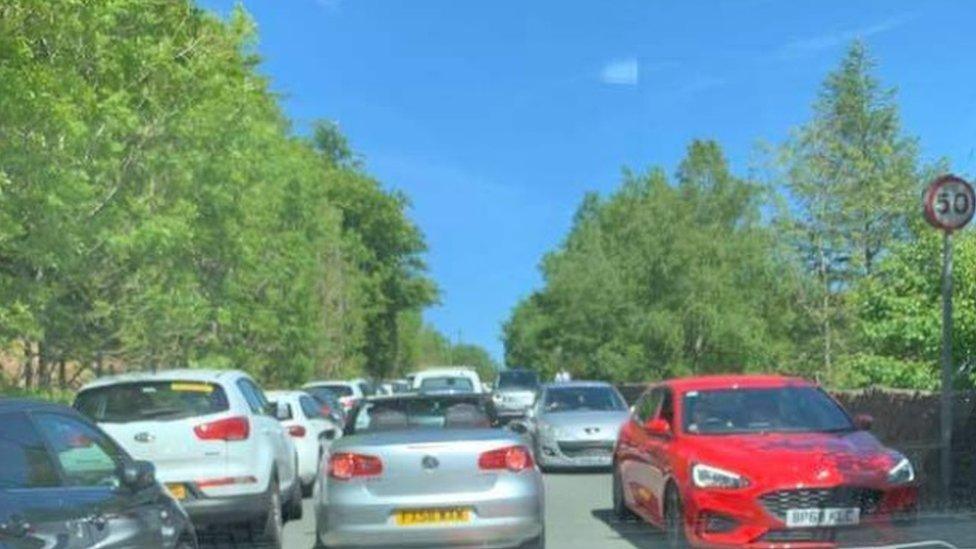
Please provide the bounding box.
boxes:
[181,490,268,527]
[316,475,544,548]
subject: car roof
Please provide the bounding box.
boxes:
[265,390,307,399]
[79,368,245,391]
[365,392,486,403]
[304,380,356,388]
[0,398,80,414]
[663,374,815,393]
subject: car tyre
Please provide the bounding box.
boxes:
[285,478,303,522]
[612,466,638,521]
[665,485,689,549]
[251,476,283,548]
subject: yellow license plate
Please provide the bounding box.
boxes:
[166,483,187,500]
[395,508,470,526]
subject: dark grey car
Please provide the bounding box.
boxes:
[0,399,196,548]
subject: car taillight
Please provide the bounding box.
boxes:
[478,445,534,472]
[287,425,306,438]
[194,416,250,441]
[329,452,383,480]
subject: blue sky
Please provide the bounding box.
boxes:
[200,0,976,362]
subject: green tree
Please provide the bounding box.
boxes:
[777,41,921,379]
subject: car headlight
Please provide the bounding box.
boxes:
[692,464,748,489]
[888,457,915,485]
[541,423,564,440]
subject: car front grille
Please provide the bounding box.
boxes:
[557,440,614,459]
[759,487,883,521]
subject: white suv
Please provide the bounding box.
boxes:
[75,369,302,547]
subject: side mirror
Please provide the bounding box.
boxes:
[854,414,874,431]
[644,418,672,438]
[274,401,290,421]
[120,460,155,491]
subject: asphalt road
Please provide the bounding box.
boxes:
[211,472,976,549]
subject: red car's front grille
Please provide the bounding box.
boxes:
[759,487,884,521]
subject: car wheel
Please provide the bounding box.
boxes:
[665,485,689,549]
[285,478,304,522]
[612,466,638,521]
[252,477,283,548]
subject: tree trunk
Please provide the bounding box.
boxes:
[22,341,33,390]
[58,360,66,390]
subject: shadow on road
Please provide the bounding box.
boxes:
[590,508,667,548]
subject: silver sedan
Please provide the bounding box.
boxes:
[512,382,629,471]
[315,394,545,548]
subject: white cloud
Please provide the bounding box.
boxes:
[780,15,912,58]
[600,58,639,86]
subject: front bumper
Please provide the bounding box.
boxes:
[535,437,615,469]
[681,483,918,549]
[316,475,544,548]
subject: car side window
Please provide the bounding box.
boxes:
[300,396,322,419]
[0,412,61,489]
[635,389,663,423]
[236,380,264,414]
[238,379,273,415]
[33,413,122,488]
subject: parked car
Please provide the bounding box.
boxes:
[492,369,541,420]
[303,380,370,414]
[512,381,628,471]
[314,393,544,548]
[410,367,485,394]
[74,369,302,547]
[303,385,348,427]
[613,375,919,548]
[0,398,197,548]
[266,390,342,497]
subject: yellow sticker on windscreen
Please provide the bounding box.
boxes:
[171,382,214,393]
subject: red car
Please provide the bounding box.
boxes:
[612,375,917,548]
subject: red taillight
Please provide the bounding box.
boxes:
[287,425,307,438]
[328,452,383,480]
[479,445,534,472]
[194,416,250,441]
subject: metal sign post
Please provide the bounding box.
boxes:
[923,174,976,502]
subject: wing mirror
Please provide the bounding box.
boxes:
[854,414,874,431]
[644,418,672,438]
[273,401,290,421]
[120,460,156,491]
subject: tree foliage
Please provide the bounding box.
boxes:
[0,0,488,389]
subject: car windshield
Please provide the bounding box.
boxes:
[419,376,474,394]
[75,382,229,423]
[349,396,493,434]
[543,386,626,412]
[311,384,353,397]
[498,371,539,390]
[683,387,854,435]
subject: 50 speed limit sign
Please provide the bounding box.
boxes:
[924,175,976,232]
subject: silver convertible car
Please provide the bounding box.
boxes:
[315,393,545,548]
[512,381,629,471]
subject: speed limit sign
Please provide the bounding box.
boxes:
[924,175,976,232]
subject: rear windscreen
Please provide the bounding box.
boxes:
[350,397,493,434]
[310,384,353,397]
[75,381,229,423]
[497,371,539,390]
